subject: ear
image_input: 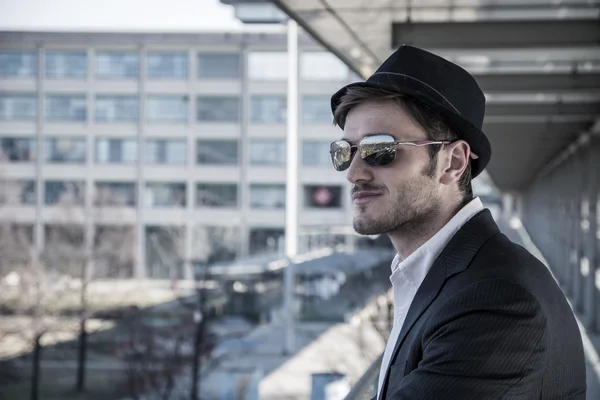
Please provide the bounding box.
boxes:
[439,140,470,186]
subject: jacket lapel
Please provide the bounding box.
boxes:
[378,209,500,400]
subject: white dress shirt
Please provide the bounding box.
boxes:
[376,197,484,398]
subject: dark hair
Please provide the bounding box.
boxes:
[333,86,473,202]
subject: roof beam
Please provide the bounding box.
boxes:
[392,20,600,49]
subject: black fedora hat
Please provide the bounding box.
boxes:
[331,45,491,178]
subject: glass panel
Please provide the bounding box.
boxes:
[45,51,87,79]
[249,140,285,166]
[0,94,37,120]
[0,51,37,77]
[197,140,238,165]
[96,51,139,78]
[196,183,237,207]
[144,183,186,207]
[192,226,238,264]
[301,52,349,81]
[302,141,331,166]
[145,139,187,165]
[146,52,188,79]
[95,182,136,206]
[145,226,185,279]
[0,138,37,162]
[249,228,284,255]
[95,95,138,122]
[198,53,240,79]
[44,138,86,163]
[44,181,85,205]
[197,96,240,122]
[250,184,285,209]
[302,96,332,123]
[94,226,135,278]
[0,180,36,205]
[146,96,188,123]
[303,185,342,208]
[45,94,86,121]
[251,95,286,123]
[96,138,138,164]
[249,52,287,80]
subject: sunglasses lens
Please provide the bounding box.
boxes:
[360,135,396,167]
[330,141,352,171]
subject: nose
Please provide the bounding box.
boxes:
[346,151,373,184]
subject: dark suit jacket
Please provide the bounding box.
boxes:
[378,209,586,400]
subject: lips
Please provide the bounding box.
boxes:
[352,191,382,205]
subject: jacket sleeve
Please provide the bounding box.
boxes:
[388,278,547,400]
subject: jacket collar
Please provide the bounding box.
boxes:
[379,209,500,400]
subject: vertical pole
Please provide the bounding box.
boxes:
[284,18,299,355]
[135,45,146,279]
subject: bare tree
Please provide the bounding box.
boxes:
[0,178,136,399]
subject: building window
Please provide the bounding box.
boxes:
[197,96,239,122]
[45,51,87,79]
[192,226,238,264]
[145,183,186,207]
[95,95,138,122]
[197,140,238,165]
[96,138,137,164]
[45,94,86,121]
[96,51,139,78]
[95,182,136,206]
[0,138,37,162]
[0,93,37,120]
[45,181,85,205]
[94,225,135,278]
[0,51,37,77]
[249,140,285,166]
[198,53,240,79]
[145,139,187,165]
[145,226,185,279]
[146,51,188,79]
[0,180,36,205]
[301,52,349,81]
[251,95,286,123]
[250,184,285,209]
[196,183,237,208]
[146,95,188,123]
[302,141,331,167]
[44,224,85,274]
[45,138,86,164]
[304,185,342,209]
[248,52,287,80]
[302,96,332,123]
[249,228,284,255]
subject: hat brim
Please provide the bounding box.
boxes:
[331,81,491,179]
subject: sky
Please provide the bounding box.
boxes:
[0,0,282,32]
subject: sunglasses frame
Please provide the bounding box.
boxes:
[329,134,452,171]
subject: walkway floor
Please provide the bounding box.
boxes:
[497,217,600,400]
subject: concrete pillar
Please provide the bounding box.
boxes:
[239,44,250,259]
[34,45,45,253]
[135,45,146,279]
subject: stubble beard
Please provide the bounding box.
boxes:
[352,167,441,237]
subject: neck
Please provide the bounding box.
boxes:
[388,199,465,259]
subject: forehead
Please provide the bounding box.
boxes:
[342,100,425,142]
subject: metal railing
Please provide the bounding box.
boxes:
[344,353,382,400]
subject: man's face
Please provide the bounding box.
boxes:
[342,100,443,236]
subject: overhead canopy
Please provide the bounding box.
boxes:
[269,0,600,192]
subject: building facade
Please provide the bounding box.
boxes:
[0,31,358,279]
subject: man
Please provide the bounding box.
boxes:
[329,45,586,399]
